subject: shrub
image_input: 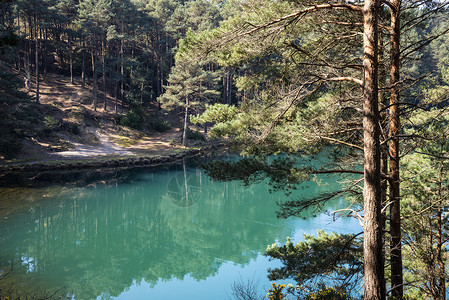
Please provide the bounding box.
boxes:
[148,117,171,132]
[43,116,59,130]
[267,283,287,300]
[186,129,205,141]
[120,110,142,129]
[0,137,22,159]
[305,287,351,300]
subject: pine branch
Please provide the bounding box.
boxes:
[312,169,364,175]
[401,27,449,61]
[401,1,449,33]
[236,3,363,39]
[322,76,363,86]
[415,151,449,160]
[320,20,363,27]
[318,136,364,151]
[288,42,364,72]
[256,82,322,145]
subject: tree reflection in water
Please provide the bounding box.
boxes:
[0,158,354,299]
[167,159,202,207]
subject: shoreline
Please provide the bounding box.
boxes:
[0,143,226,173]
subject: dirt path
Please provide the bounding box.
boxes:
[29,75,188,158]
[53,127,182,158]
[52,128,133,157]
[37,74,124,113]
[127,128,182,155]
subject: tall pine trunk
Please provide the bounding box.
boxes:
[389,0,402,297]
[362,0,384,299]
[25,47,30,90]
[115,57,119,114]
[102,39,107,111]
[91,45,97,112]
[69,34,73,84]
[436,160,445,300]
[35,31,39,104]
[140,81,144,105]
[41,29,47,78]
[227,72,232,104]
[82,39,86,88]
[120,22,124,107]
[130,43,134,80]
[182,95,189,147]
[222,74,226,103]
[115,80,118,115]
[379,29,388,297]
[26,18,32,91]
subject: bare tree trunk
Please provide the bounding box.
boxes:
[69,34,73,84]
[140,81,144,105]
[130,42,134,80]
[160,66,164,99]
[156,53,162,97]
[227,72,232,104]
[102,39,107,111]
[26,18,32,91]
[436,161,446,300]
[427,215,439,299]
[222,74,226,103]
[41,28,47,78]
[120,22,124,107]
[35,32,39,104]
[362,0,384,299]
[25,48,31,90]
[436,203,445,300]
[82,39,86,88]
[378,29,388,298]
[182,96,189,147]
[91,45,97,112]
[16,13,21,70]
[115,82,118,115]
[389,0,402,298]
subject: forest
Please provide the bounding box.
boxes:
[1,0,449,299]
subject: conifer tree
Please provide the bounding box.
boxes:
[78,0,111,111]
[159,37,219,146]
[189,0,386,296]
[401,108,449,300]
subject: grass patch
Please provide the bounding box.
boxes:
[113,136,139,147]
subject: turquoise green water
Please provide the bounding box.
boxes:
[0,158,360,299]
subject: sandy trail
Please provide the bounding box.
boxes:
[52,128,181,158]
[53,128,133,158]
[33,75,184,158]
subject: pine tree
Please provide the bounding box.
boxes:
[78,0,112,111]
[159,38,219,146]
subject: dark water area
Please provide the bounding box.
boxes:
[0,156,361,299]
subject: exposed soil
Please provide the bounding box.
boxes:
[52,126,182,158]
[1,73,212,167]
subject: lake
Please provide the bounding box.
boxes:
[0,156,361,299]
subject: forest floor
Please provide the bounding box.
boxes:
[0,73,214,168]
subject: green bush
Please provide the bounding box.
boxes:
[0,137,22,159]
[306,287,351,300]
[43,116,59,130]
[148,118,171,132]
[114,114,123,124]
[120,110,142,129]
[186,129,205,141]
[62,122,80,135]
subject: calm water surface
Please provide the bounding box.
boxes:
[0,157,361,299]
